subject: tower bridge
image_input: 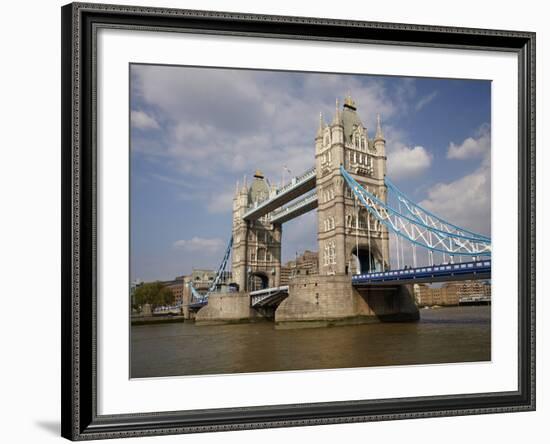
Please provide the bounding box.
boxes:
[186,96,491,328]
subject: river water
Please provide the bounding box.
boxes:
[130,306,490,378]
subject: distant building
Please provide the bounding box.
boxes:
[280,250,319,286]
[161,276,185,305]
[280,265,292,286]
[414,280,491,307]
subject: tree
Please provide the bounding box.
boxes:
[133,281,173,309]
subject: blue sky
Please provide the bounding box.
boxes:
[130,64,491,282]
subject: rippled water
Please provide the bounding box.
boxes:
[130,306,490,378]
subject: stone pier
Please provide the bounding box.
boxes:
[194,292,269,325]
[275,275,419,329]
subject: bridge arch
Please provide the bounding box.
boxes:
[351,245,382,274]
[249,271,269,292]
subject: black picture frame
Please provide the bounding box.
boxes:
[61,2,536,440]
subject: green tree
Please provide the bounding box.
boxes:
[134,281,173,309]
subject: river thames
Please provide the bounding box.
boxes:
[130,305,490,378]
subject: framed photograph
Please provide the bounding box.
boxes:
[61,2,535,440]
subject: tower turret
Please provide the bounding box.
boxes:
[373,114,386,179]
[316,96,390,277]
[330,98,344,146]
[315,112,325,153]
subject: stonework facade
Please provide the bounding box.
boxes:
[274,97,417,327]
[195,292,267,325]
[275,274,419,328]
[315,96,390,278]
[232,171,282,291]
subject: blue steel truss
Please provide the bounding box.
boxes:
[188,236,233,306]
[340,166,491,256]
[384,176,490,242]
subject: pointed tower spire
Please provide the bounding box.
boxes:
[375,113,385,141]
[317,111,325,137]
[332,98,342,125]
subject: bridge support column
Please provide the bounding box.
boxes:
[194,292,271,325]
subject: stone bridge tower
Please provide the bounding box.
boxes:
[231,171,282,291]
[316,96,390,276]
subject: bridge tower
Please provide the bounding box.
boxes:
[315,96,390,276]
[231,171,282,291]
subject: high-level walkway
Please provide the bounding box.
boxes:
[243,167,316,221]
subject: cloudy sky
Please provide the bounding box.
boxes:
[130,64,491,281]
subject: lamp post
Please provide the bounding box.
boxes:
[281,165,291,188]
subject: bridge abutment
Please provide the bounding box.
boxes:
[274,275,419,329]
[194,292,271,325]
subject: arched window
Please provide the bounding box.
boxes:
[257,247,266,261]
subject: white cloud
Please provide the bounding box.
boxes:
[173,237,224,252]
[415,91,438,111]
[130,67,435,217]
[447,123,491,160]
[131,66,412,169]
[206,189,235,214]
[419,166,490,236]
[387,144,432,179]
[131,110,159,130]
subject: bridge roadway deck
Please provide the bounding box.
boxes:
[243,168,316,221]
[352,259,491,287]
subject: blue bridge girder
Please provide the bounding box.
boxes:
[352,259,491,287]
[250,285,289,307]
[188,299,208,310]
